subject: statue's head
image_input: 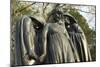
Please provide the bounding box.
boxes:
[52,10,64,23]
[29,16,44,29]
[64,14,77,25]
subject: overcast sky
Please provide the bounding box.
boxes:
[77,6,96,30]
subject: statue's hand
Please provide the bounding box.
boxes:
[28,49,38,60]
[39,55,45,63]
[23,54,36,65]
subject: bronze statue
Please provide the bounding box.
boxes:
[40,11,75,64]
[64,14,91,62]
[15,10,91,65]
[15,15,45,65]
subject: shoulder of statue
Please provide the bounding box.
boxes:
[42,23,49,30]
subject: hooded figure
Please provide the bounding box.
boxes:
[40,11,75,64]
[64,14,91,62]
[15,15,45,65]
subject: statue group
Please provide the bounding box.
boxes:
[15,10,91,65]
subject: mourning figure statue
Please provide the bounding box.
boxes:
[40,11,75,64]
[15,10,91,65]
[15,16,45,65]
[64,14,91,62]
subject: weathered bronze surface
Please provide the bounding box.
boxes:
[15,11,91,65]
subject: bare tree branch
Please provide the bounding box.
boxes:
[43,3,49,14]
[15,2,36,14]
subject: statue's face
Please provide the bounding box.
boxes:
[64,16,70,25]
[53,11,64,23]
[32,22,40,29]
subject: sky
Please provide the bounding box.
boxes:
[77,6,96,30]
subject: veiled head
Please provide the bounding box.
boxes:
[51,10,64,23]
[29,16,44,29]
